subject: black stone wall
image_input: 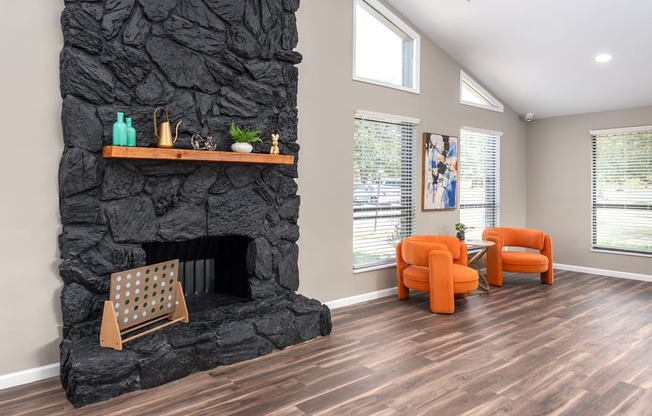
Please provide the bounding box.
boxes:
[58,0,331,407]
[61,0,302,152]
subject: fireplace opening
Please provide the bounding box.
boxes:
[142,236,252,307]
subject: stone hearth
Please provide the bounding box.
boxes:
[58,0,331,408]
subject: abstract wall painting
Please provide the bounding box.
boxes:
[422,133,458,210]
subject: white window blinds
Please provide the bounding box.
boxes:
[353,112,417,270]
[591,127,652,255]
[459,128,501,241]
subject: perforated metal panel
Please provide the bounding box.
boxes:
[109,260,180,330]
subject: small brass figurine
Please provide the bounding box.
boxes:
[270,133,280,155]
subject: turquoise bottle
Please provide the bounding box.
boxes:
[112,112,127,146]
[126,117,136,147]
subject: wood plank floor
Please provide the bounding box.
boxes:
[2,270,651,415]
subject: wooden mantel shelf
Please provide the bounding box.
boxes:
[102,146,294,165]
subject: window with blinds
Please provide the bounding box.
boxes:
[591,127,652,255]
[459,128,501,241]
[353,111,417,270]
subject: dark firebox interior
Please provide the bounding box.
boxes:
[143,236,252,305]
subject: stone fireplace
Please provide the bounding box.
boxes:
[58,0,331,408]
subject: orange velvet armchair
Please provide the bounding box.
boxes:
[396,236,479,314]
[482,227,554,287]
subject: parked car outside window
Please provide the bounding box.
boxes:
[353,183,378,204]
[354,182,402,205]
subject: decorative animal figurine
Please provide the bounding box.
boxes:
[205,135,217,151]
[190,133,205,150]
[270,133,280,155]
[190,133,217,151]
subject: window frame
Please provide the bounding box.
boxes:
[459,70,504,113]
[353,0,421,94]
[353,110,419,272]
[590,125,652,257]
[459,126,502,241]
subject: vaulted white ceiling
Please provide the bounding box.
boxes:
[384,0,652,119]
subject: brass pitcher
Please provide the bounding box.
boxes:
[153,107,182,148]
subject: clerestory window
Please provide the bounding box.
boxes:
[460,70,504,113]
[353,0,420,93]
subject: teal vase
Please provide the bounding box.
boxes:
[126,117,136,147]
[112,112,127,146]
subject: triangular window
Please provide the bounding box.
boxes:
[460,70,503,112]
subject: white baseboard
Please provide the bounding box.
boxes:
[0,363,59,391]
[554,263,652,283]
[324,287,398,310]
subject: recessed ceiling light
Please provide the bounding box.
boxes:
[595,54,612,63]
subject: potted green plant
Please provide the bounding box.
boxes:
[228,121,262,153]
[455,222,473,241]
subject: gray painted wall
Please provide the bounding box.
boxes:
[0,1,63,377]
[526,106,652,276]
[295,0,527,302]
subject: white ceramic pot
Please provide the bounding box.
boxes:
[231,142,253,153]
